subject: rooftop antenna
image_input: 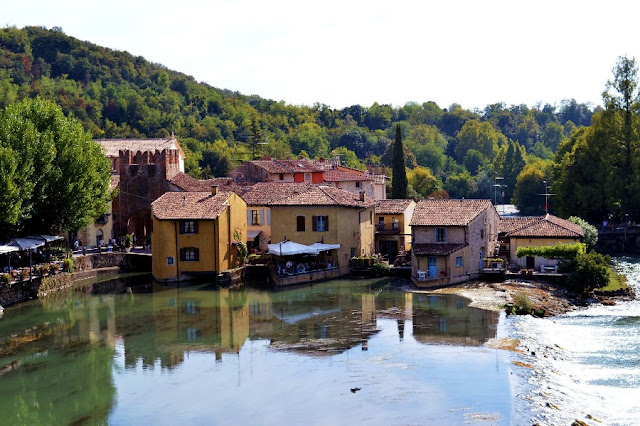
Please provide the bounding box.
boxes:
[493,172,506,215]
[538,180,556,214]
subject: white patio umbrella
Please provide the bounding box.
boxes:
[308,243,340,251]
[267,241,319,256]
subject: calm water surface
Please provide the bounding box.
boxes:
[0,277,512,425]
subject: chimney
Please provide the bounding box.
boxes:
[211,185,218,195]
[359,191,366,202]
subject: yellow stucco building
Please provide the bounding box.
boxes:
[266,185,376,276]
[150,187,247,282]
[374,199,416,263]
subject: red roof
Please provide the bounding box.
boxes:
[410,199,494,226]
[240,182,317,206]
[169,173,245,193]
[96,138,185,158]
[151,192,234,220]
[501,214,584,238]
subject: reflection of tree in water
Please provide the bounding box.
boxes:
[0,296,117,425]
[411,294,499,346]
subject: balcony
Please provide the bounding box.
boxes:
[376,223,400,234]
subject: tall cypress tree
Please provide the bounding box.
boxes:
[391,124,408,199]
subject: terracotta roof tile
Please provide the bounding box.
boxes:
[169,173,245,193]
[504,214,584,238]
[323,168,373,182]
[375,199,414,215]
[413,243,468,256]
[240,182,317,206]
[95,138,184,157]
[248,159,323,174]
[267,185,376,208]
[151,192,233,220]
[410,199,493,226]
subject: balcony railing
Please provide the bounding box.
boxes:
[376,223,400,233]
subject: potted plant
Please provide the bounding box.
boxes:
[51,263,60,274]
[38,263,50,276]
[1,273,11,285]
[20,268,30,281]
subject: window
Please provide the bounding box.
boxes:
[392,217,399,230]
[304,173,312,182]
[180,220,198,234]
[480,229,485,239]
[456,256,463,267]
[350,248,356,258]
[180,247,199,262]
[167,257,174,265]
[355,181,361,188]
[251,209,261,225]
[279,173,284,180]
[435,228,446,242]
[312,215,329,232]
[378,217,385,226]
[297,215,305,231]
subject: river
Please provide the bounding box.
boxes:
[509,256,640,425]
[0,277,513,425]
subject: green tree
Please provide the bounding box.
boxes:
[391,124,408,199]
[444,171,474,199]
[290,122,329,158]
[0,97,111,236]
[568,216,598,249]
[408,167,440,199]
[454,120,504,163]
[513,165,546,215]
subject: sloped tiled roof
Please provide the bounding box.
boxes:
[249,159,323,174]
[323,168,373,182]
[413,243,468,256]
[502,214,584,238]
[151,192,233,220]
[410,199,493,226]
[240,182,317,206]
[375,199,414,215]
[267,185,376,208]
[95,138,185,158]
[169,173,245,193]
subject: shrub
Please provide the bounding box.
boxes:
[235,242,248,266]
[124,234,133,248]
[1,273,11,285]
[20,268,30,280]
[371,262,390,276]
[516,243,586,260]
[38,263,50,276]
[568,216,598,248]
[566,251,611,293]
[513,292,533,315]
[62,258,75,273]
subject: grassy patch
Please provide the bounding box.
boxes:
[596,267,630,292]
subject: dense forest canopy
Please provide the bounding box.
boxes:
[1,25,606,215]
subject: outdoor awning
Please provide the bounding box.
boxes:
[8,238,46,250]
[247,230,262,239]
[27,235,64,243]
[308,243,340,251]
[0,245,19,255]
[267,241,319,256]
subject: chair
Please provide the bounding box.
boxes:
[417,270,427,280]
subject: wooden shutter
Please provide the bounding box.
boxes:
[193,221,199,234]
[194,248,200,261]
[267,209,271,225]
[312,216,317,231]
[324,216,329,231]
[179,221,185,234]
[180,248,186,261]
[260,210,264,225]
[247,210,252,225]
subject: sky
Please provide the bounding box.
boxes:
[4,0,640,111]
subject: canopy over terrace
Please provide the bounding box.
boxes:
[267,241,341,256]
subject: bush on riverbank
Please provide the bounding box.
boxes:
[512,292,545,317]
[38,274,73,296]
[562,251,611,293]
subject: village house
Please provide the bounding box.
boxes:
[227,158,324,184]
[150,186,247,282]
[374,199,416,264]
[92,137,186,239]
[239,182,317,251]
[266,185,376,277]
[76,174,119,248]
[500,214,584,272]
[410,199,499,287]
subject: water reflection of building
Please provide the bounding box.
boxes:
[410,294,499,346]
